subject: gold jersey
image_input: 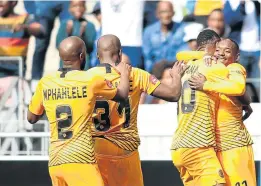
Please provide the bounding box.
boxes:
[29,68,118,166]
[171,59,229,150]
[216,63,253,151]
[90,64,160,151]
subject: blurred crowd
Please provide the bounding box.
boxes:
[0,0,260,104]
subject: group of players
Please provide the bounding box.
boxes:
[27,28,255,186]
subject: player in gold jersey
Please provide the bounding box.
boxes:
[89,34,186,186]
[189,39,256,186]
[171,29,230,186]
[27,36,131,186]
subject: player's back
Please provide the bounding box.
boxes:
[171,59,228,150]
[91,64,160,151]
[40,69,100,166]
[216,63,253,151]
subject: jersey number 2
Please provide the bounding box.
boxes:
[181,80,196,113]
[56,105,73,140]
[93,98,131,131]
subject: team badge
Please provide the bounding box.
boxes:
[105,79,113,88]
[149,75,158,85]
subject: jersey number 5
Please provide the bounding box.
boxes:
[181,80,196,113]
[93,98,131,132]
[56,105,73,140]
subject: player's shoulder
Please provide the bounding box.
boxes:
[131,67,150,79]
[227,63,246,72]
[86,66,104,75]
[40,71,59,82]
[176,51,205,62]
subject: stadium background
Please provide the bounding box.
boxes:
[0,0,260,186]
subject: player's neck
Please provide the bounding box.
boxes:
[2,11,16,18]
[100,60,115,67]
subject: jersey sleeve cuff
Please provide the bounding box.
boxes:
[29,104,44,116]
[147,81,161,95]
[203,82,212,92]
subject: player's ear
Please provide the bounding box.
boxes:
[119,49,122,62]
[236,53,240,63]
[80,52,84,60]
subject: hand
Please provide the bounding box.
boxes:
[242,105,253,121]
[118,62,131,78]
[66,20,73,36]
[170,61,188,78]
[203,55,217,67]
[13,24,27,32]
[188,73,206,90]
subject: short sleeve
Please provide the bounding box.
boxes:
[203,63,246,96]
[29,80,44,115]
[227,63,247,81]
[138,69,161,95]
[93,76,118,100]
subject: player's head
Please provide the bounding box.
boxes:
[70,0,86,20]
[58,36,86,70]
[197,29,221,55]
[156,1,174,26]
[0,0,17,17]
[214,38,239,66]
[97,34,122,66]
[121,53,131,65]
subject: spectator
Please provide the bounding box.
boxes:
[90,2,101,68]
[0,0,44,136]
[176,15,203,52]
[0,0,45,77]
[183,23,203,51]
[101,0,144,68]
[207,9,231,37]
[143,1,158,28]
[56,0,96,70]
[142,1,182,72]
[224,0,260,101]
[186,0,223,26]
[28,1,71,89]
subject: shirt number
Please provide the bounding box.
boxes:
[181,80,196,113]
[93,98,131,131]
[235,181,247,186]
[56,105,73,140]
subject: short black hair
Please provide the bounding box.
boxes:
[196,29,220,48]
[227,38,239,53]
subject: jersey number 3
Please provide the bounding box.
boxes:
[93,98,131,131]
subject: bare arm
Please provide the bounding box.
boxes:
[27,81,44,124]
[113,63,131,102]
[27,111,43,124]
[13,21,46,38]
[237,91,251,105]
[151,61,186,102]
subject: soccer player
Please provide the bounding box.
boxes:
[89,34,186,186]
[171,29,229,186]
[189,38,256,186]
[27,36,131,186]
